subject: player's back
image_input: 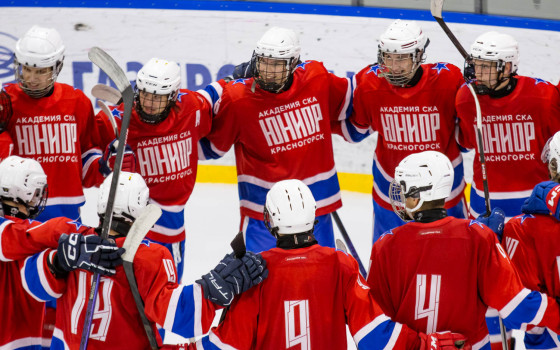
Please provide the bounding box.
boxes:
[368,216,509,347]
[50,237,170,350]
[248,245,366,349]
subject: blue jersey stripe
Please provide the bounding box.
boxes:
[170,284,197,338]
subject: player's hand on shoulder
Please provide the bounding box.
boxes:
[54,233,124,276]
[99,138,138,176]
[522,181,558,215]
[232,59,255,79]
[475,207,505,242]
[420,331,471,350]
[197,251,268,307]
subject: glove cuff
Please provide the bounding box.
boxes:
[48,253,70,278]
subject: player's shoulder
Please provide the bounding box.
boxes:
[425,62,462,74]
[294,60,326,75]
[355,63,384,83]
[516,76,559,97]
[134,239,173,262]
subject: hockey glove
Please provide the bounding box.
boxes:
[197,261,238,307]
[522,181,558,215]
[232,59,255,79]
[420,331,470,350]
[56,233,124,276]
[222,251,268,295]
[99,139,137,176]
[475,207,506,242]
[546,183,560,220]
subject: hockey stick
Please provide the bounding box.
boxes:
[122,204,162,350]
[80,47,135,350]
[92,84,123,105]
[430,2,506,349]
[332,211,367,277]
[97,100,119,138]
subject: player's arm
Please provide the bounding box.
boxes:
[198,87,239,161]
[20,234,122,301]
[454,84,477,150]
[331,73,374,143]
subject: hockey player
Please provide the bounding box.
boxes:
[456,31,560,220]
[4,25,111,222]
[367,150,560,350]
[0,156,119,350]
[95,57,222,280]
[187,179,471,350]
[21,172,268,350]
[0,88,13,160]
[199,26,352,252]
[500,130,560,349]
[333,19,467,242]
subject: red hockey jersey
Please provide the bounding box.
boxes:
[96,89,213,243]
[200,60,351,220]
[4,82,103,221]
[368,216,560,349]
[22,235,220,349]
[340,63,466,211]
[456,77,560,216]
[194,244,427,350]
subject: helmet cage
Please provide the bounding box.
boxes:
[389,180,413,221]
[14,58,62,98]
[466,56,511,95]
[252,52,297,93]
[134,86,177,124]
[377,47,426,86]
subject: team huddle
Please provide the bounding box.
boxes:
[1,15,560,350]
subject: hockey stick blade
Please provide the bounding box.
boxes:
[81,47,135,350]
[122,204,162,263]
[121,204,161,350]
[429,0,469,59]
[430,0,444,18]
[97,100,119,138]
[88,48,129,93]
[332,211,367,277]
[92,84,123,105]
[335,239,348,254]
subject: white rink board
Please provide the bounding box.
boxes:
[1,7,560,177]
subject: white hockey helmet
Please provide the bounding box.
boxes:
[135,58,181,124]
[252,27,301,93]
[264,179,316,236]
[97,172,149,223]
[14,25,65,98]
[470,31,519,74]
[0,156,48,219]
[546,131,560,180]
[389,151,454,220]
[377,19,429,86]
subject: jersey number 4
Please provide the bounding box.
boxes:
[71,271,114,341]
[285,300,311,349]
[415,274,441,334]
